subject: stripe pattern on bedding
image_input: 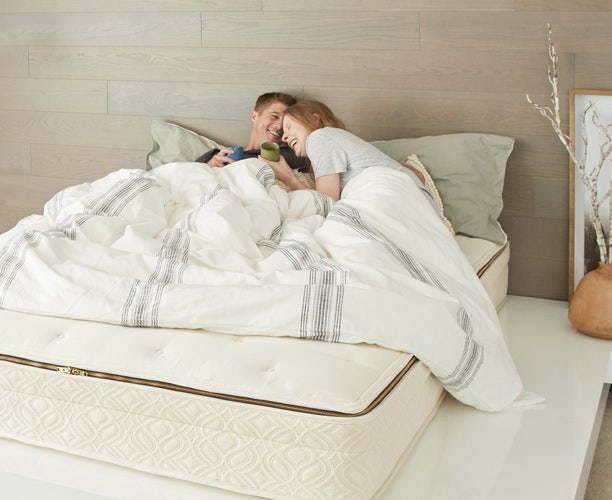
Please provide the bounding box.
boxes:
[327,203,483,392]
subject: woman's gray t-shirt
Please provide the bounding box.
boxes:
[305,127,435,208]
[306,127,415,188]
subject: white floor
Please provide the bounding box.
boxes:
[0,295,610,500]
[382,295,611,500]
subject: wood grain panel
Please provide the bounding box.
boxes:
[515,0,612,11]
[421,11,612,52]
[575,53,612,89]
[31,144,147,180]
[0,13,202,47]
[533,176,568,220]
[502,174,533,217]
[306,88,566,139]
[30,46,572,95]
[499,215,568,260]
[0,143,30,174]
[0,205,43,234]
[0,47,28,77]
[108,82,304,119]
[0,78,106,113]
[264,0,513,10]
[500,215,569,299]
[0,1,260,12]
[506,134,568,178]
[0,110,255,154]
[201,12,420,50]
[0,110,153,149]
[506,254,568,300]
[0,173,79,209]
[165,118,254,148]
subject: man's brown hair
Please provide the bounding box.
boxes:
[254,92,297,112]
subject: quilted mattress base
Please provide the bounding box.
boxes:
[0,311,444,500]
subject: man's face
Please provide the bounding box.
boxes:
[250,101,289,146]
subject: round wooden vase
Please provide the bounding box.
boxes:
[568,262,612,339]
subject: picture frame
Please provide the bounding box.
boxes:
[569,89,612,297]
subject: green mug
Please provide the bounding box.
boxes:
[260,142,280,162]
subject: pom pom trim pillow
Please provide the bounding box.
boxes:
[373,133,514,244]
[403,154,454,234]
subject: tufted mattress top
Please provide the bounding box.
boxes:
[0,307,415,416]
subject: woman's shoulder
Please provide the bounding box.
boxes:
[316,126,350,136]
[311,127,359,143]
[308,127,341,147]
[306,128,353,159]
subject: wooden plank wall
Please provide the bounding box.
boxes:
[1,0,611,300]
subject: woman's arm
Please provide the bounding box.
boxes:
[261,155,340,200]
[314,173,340,201]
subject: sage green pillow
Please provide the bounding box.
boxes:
[372,133,514,244]
[146,120,223,170]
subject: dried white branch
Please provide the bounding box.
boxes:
[581,102,591,168]
[577,106,608,263]
[589,106,611,183]
[526,24,611,264]
[589,105,612,260]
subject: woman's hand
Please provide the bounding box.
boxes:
[259,155,308,191]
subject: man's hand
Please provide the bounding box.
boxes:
[208,147,238,168]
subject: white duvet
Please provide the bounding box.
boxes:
[0,159,527,411]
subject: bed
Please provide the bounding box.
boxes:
[0,126,521,499]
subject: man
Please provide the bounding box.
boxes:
[196,92,307,171]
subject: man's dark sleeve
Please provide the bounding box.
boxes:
[280,146,308,172]
[195,148,220,164]
[197,146,307,172]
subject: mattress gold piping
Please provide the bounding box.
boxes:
[0,353,417,418]
[476,242,508,278]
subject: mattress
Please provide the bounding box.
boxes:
[455,235,509,311]
[0,313,444,500]
[0,235,508,499]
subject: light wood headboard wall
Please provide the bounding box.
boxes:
[1,1,611,301]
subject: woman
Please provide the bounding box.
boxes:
[260,100,435,208]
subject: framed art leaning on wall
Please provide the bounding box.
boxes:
[569,89,612,297]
